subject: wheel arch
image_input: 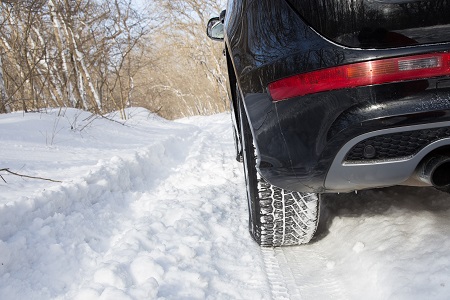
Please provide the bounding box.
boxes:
[225,44,242,139]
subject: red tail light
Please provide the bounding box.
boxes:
[268,53,450,102]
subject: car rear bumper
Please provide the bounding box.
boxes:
[325,121,450,192]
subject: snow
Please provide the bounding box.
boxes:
[0,108,268,299]
[2,107,450,299]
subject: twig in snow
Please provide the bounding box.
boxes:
[76,113,129,132]
[98,114,129,126]
[0,168,62,183]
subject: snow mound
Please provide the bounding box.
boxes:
[0,109,269,299]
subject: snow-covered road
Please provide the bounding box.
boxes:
[2,108,450,299]
[264,186,450,300]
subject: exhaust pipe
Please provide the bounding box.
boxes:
[417,155,450,192]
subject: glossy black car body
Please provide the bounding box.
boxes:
[215,0,450,194]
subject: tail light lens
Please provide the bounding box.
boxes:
[268,53,450,102]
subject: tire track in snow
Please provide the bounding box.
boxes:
[262,245,349,300]
[284,247,348,300]
[262,248,301,300]
[65,115,271,299]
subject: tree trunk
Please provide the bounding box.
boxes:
[0,56,10,113]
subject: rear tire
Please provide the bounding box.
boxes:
[238,93,320,246]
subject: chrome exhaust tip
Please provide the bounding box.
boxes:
[417,155,450,192]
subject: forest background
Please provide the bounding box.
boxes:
[0,0,227,119]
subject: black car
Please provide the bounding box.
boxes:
[207,0,450,247]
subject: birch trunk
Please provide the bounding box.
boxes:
[0,56,10,113]
[48,0,76,108]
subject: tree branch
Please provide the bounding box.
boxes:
[0,168,62,183]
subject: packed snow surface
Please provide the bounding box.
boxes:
[1,108,450,299]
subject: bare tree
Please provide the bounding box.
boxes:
[0,0,229,119]
[0,0,152,116]
[139,0,228,119]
